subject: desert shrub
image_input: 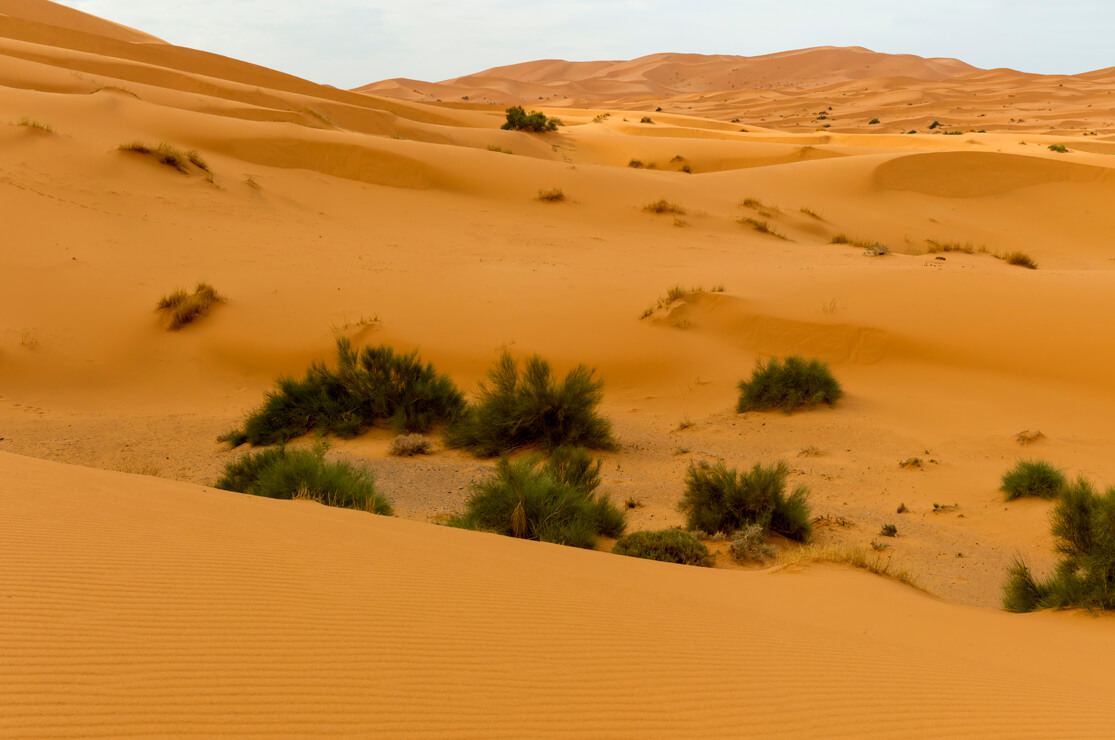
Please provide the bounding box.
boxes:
[537,186,565,202]
[16,118,54,133]
[928,120,942,129]
[1001,459,1066,501]
[880,524,898,537]
[1003,477,1115,611]
[628,159,645,168]
[1002,251,1037,269]
[640,116,655,124]
[1048,144,1069,153]
[445,352,616,456]
[119,142,193,173]
[222,338,464,446]
[643,199,685,214]
[388,433,433,457]
[216,445,392,514]
[869,118,881,124]
[729,523,776,562]
[449,447,625,548]
[678,460,812,542]
[502,105,559,132]
[737,356,842,414]
[157,282,223,329]
[613,529,712,566]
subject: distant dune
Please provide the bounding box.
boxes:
[4,0,1115,736]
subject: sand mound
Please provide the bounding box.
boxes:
[4,450,1115,738]
[875,151,1115,198]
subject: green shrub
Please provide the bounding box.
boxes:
[445,352,617,457]
[678,460,812,542]
[216,445,392,514]
[612,529,712,566]
[449,447,625,548]
[1003,477,1115,612]
[1048,144,1069,153]
[1001,459,1066,501]
[157,282,223,329]
[737,356,842,414]
[868,118,881,125]
[502,105,559,132]
[222,338,464,446]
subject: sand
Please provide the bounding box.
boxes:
[3,0,1115,735]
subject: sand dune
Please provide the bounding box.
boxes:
[4,0,1115,735]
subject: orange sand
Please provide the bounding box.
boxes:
[3,0,1115,735]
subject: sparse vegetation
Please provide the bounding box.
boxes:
[613,529,713,566]
[15,118,54,133]
[799,207,822,219]
[502,105,560,132]
[628,159,645,168]
[1003,477,1115,612]
[830,234,872,248]
[678,460,813,542]
[776,544,921,589]
[221,338,465,447]
[156,282,224,330]
[868,118,881,125]
[1002,251,1038,269]
[445,352,617,457]
[729,523,776,562]
[119,142,198,173]
[1001,459,1066,501]
[928,120,942,130]
[643,199,685,215]
[737,356,842,414]
[537,186,565,202]
[739,217,786,239]
[388,433,433,457]
[880,524,898,538]
[926,240,987,255]
[1048,144,1069,153]
[216,444,392,514]
[487,145,513,154]
[448,447,625,548]
[640,116,655,124]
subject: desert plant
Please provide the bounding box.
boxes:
[628,159,645,168]
[926,240,987,254]
[1001,459,1066,501]
[186,149,211,174]
[487,145,512,154]
[880,524,898,537]
[537,186,565,202]
[678,460,812,542]
[737,356,842,414]
[928,120,942,130]
[216,444,392,514]
[868,118,881,125]
[16,118,54,133]
[445,352,617,456]
[156,282,223,330]
[799,207,822,219]
[1003,477,1115,611]
[449,447,624,548]
[1002,251,1038,269]
[739,217,785,238]
[119,142,195,173]
[388,433,433,457]
[643,199,685,215]
[222,338,465,446]
[613,529,713,566]
[502,105,559,132]
[729,523,776,562]
[1048,144,1069,153]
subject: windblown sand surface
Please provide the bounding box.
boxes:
[4,0,1115,735]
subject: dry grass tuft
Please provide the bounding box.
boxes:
[16,118,54,134]
[119,142,193,173]
[643,199,685,215]
[1001,251,1038,269]
[739,217,786,239]
[926,239,987,255]
[537,186,566,202]
[776,544,923,590]
[156,282,224,330]
[388,433,433,457]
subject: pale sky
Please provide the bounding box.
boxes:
[63,1,1112,89]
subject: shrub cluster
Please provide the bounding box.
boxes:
[449,447,625,548]
[1004,477,1115,612]
[222,338,465,446]
[216,445,392,514]
[678,460,812,542]
[446,352,617,457]
[613,529,713,566]
[157,282,223,330]
[502,106,560,132]
[1001,459,1066,501]
[737,356,842,414]
[728,523,776,562]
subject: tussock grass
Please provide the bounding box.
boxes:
[216,444,392,514]
[1001,459,1066,501]
[448,447,625,548]
[926,240,987,255]
[487,145,512,154]
[119,142,193,173]
[613,529,713,566]
[156,282,223,330]
[16,118,54,133]
[737,356,842,414]
[186,149,211,174]
[1004,476,1115,612]
[643,199,685,215]
[537,186,565,202]
[678,460,812,542]
[830,234,874,248]
[1002,251,1038,269]
[388,433,433,457]
[221,338,464,447]
[445,352,617,457]
[739,217,786,239]
[799,207,823,219]
[776,544,922,590]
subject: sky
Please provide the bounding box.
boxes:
[63,0,1113,88]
